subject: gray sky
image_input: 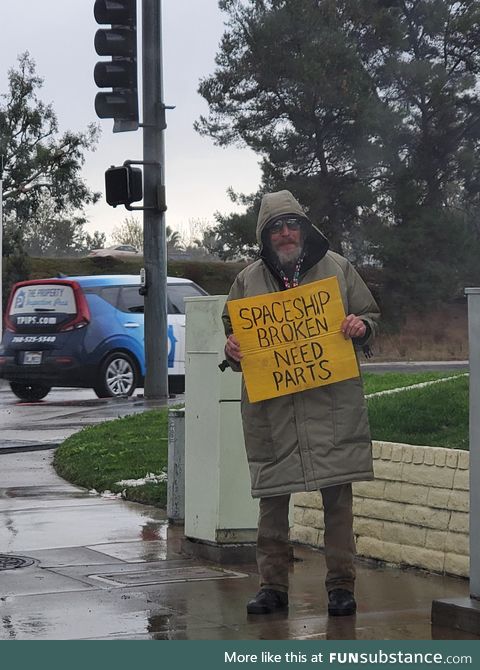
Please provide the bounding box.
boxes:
[0,0,261,241]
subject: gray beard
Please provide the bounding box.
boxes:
[276,245,303,268]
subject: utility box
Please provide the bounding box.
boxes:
[183,295,258,561]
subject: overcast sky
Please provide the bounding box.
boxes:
[0,0,261,242]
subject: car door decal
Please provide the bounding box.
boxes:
[168,324,177,368]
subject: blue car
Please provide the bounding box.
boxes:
[0,274,207,401]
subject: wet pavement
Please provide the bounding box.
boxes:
[0,380,182,451]
[0,449,478,640]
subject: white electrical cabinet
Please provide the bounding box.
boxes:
[184,295,259,545]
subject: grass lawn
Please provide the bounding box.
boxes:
[362,371,460,394]
[53,410,170,507]
[368,375,468,450]
[53,372,469,507]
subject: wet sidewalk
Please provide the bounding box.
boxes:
[0,449,477,640]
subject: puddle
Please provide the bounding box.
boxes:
[3,486,89,499]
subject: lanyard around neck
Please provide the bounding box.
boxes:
[277,253,305,289]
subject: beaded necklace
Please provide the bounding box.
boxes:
[278,253,305,289]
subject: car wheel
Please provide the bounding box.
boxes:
[10,382,51,402]
[94,352,138,398]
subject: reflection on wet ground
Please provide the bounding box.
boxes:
[0,450,478,640]
[0,526,477,640]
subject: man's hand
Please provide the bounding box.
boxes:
[225,334,242,362]
[341,314,366,340]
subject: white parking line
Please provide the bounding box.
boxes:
[365,373,469,399]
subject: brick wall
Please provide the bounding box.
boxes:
[292,441,470,577]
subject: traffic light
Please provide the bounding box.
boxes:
[105,165,143,207]
[94,0,138,132]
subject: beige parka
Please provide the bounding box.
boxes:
[223,190,380,498]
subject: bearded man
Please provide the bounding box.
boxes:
[222,190,380,617]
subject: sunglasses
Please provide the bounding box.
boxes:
[267,218,303,234]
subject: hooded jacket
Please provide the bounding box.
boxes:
[223,190,380,498]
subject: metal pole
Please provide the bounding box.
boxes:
[142,0,168,400]
[0,156,3,340]
[466,287,480,598]
[167,407,185,522]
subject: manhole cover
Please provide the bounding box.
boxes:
[0,554,35,571]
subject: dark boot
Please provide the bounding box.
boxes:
[246,588,288,614]
[328,588,356,616]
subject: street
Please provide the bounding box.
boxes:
[0,379,184,452]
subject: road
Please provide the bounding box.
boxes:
[362,360,468,373]
[0,379,184,452]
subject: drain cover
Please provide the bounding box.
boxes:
[89,565,246,587]
[0,554,35,571]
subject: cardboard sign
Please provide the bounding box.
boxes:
[227,276,359,402]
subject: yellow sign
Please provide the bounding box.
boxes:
[227,276,359,403]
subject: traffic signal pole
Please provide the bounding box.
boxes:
[142,0,168,400]
[94,0,169,400]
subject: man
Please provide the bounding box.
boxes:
[222,190,380,617]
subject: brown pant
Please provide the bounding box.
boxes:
[256,484,356,594]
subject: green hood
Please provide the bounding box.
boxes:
[257,190,329,272]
